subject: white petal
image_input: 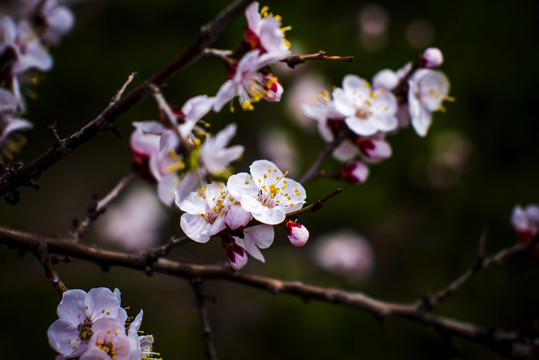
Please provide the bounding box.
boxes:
[57,289,86,323]
[245,224,274,249]
[86,287,121,321]
[345,116,378,136]
[180,213,212,243]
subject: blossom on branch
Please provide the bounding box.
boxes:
[0,88,31,162]
[227,159,306,225]
[244,2,291,63]
[177,181,231,243]
[213,49,283,112]
[47,288,158,360]
[511,204,539,242]
[332,74,398,136]
[407,68,451,136]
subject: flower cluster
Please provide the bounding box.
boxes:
[0,0,74,162]
[47,287,160,360]
[176,159,307,269]
[302,47,451,184]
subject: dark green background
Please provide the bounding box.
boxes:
[1,0,538,359]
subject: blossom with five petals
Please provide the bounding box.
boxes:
[332,75,398,137]
[227,159,306,225]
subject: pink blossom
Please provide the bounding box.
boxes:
[341,161,369,184]
[422,47,444,68]
[511,204,539,241]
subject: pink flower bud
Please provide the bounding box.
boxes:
[286,221,309,247]
[357,137,392,163]
[225,242,248,270]
[422,47,443,68]
[341,162,369,184]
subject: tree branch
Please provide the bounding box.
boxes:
[281,51,354,69]
[0,0,255,203]
[0,224,535,358]
[299,133,347,184]
[190,278,219,360]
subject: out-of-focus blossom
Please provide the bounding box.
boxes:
[286,72,327,128]
[27,0,75,44]
[227,159,306,225]
[511,204,539,241]
[405,19,435,49]
[408,69,451,137]
[312,231,375,283]
[340,161,369,184]
[177,181,230,243]
[332,74,398,136]
[424,131,476,188]
[149,122,243,205]
[0,16,53,75]
[96,183,167,251]
[357,4,389,51]
[0,88,31,162]
[357,135,392,163]
[244,2,291,63]
[213,49,283,112]
[422,47,443,68]
[259,129,298,175]
[286,220,309,247]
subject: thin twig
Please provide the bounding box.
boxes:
[422,230,528,310]
[0,0,254,203]
[71,172,138,240]
[36,243,68,295]
[281,51,354,69]
[0,224,535,358]
[190,278,219,360]
[285,188,343,219]
[299,133,347,184]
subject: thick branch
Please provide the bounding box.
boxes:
[0,224,534,358]
[0,0,254,202]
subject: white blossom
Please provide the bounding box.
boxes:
[408,68,450,137]
[177,181,230,243]
[332,74,398,136]
[227,159,306,225]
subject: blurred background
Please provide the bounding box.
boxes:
[1,0,539,359]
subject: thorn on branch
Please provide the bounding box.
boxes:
[48,122,63,147]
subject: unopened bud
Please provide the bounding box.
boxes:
[225,242,248,270]
[341,162,369,184]
[357,138,392,163]
[286,221,309,247]
[422,47,443,68]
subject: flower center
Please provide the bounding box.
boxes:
[77,318,94,344]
